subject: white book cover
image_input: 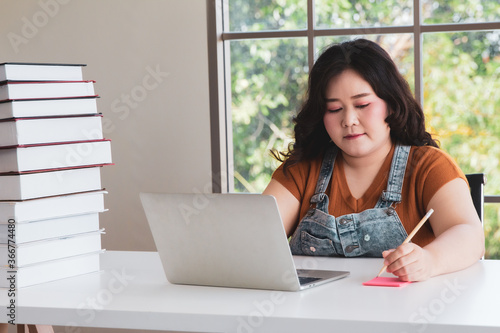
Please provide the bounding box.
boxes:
[0,250,102,289]
[0,97,98,120]
[0,212,102,244]
[0,62,85,82]
[0,166,102,200]
[0,190,106,223]
[0,229,104,267]
[0,115,103,147]
[0,139,112,173]
[0,81,96,101]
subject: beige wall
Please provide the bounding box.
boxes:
[0,0,213,255]
[2,0,211,332]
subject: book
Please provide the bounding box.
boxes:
[0,114,103,147]
[0,166,103,200]
[0,139,112,173]
[0,62,85,82]
[0,212,102,244]
[0,250,102,288]
[0,229,103,267]
[0,190,106,223]
[0,96,98,120]
[0,80,96,102]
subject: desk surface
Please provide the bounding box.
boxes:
[1,251,499,332]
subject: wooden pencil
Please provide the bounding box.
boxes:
[376,208,434,277]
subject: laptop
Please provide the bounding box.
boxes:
[140,192,349,291]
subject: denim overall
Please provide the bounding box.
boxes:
[289,145,411,257]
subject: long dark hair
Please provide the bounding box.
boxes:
[275,38,438,172]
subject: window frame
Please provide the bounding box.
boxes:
[207,0,500,203]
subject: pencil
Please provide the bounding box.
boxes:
[376,208,434,277]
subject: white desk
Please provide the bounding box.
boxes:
[1,251,499,332]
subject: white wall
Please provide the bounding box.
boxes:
[0,0,213,254]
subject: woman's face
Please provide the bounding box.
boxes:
[323,69,392,159]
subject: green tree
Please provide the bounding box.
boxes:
[423,31,500,258]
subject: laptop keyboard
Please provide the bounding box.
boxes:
[298,276,322,285]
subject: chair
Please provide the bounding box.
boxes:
[465,173,486,224]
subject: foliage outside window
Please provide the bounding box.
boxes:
[221,0,500,258]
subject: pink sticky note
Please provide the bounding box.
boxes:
[362,277,411,287]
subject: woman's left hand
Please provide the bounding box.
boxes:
[382,243,435,282]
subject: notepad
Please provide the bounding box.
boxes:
[362,277,411,287]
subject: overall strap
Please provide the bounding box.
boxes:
[377,145,411,206]
[309,145,338,211]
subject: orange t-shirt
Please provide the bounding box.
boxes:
[272,145,466,247]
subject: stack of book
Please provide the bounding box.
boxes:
[0,63,112,288]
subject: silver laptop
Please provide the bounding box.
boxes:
[140,192,349,291]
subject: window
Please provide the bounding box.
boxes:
[208,0,500,258]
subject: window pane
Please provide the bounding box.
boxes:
[316,35,415,92]
[227,0,307,32]
[423,31,500,189]
[422,0,500,24]
[485,203,500,259]
[230,38,308,192]
[315,0,413,29]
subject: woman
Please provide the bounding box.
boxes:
[263,39,484,282]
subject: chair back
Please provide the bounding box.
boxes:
[465,173,486,225]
